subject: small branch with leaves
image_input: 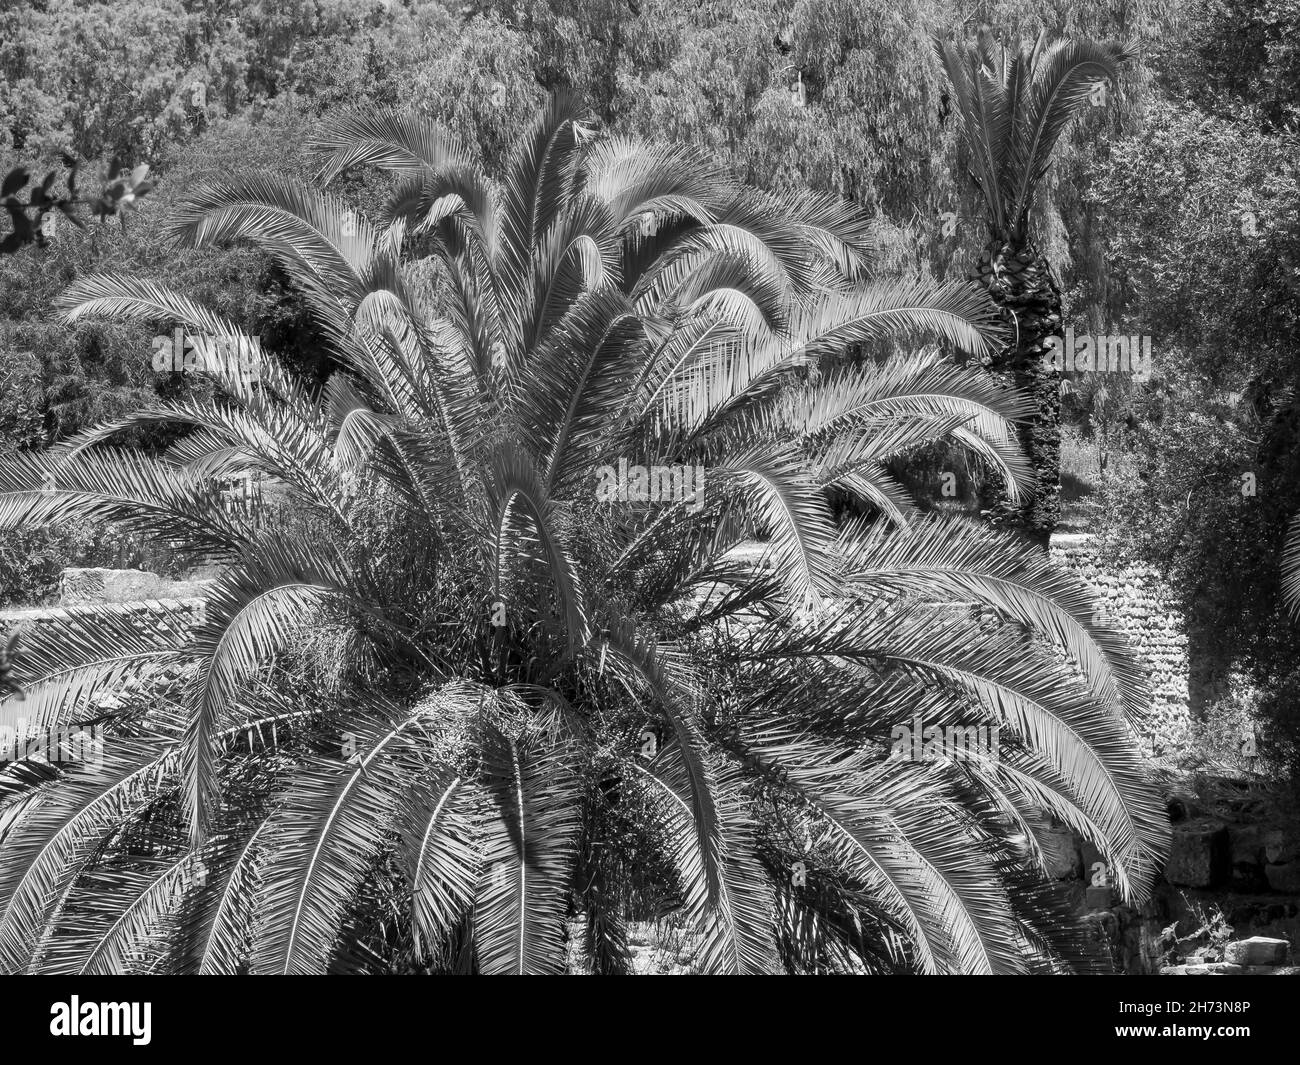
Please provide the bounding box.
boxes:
[1,154,155,254]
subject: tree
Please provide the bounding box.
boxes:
[1153,0,1300,136]
[935,29,1134,547]
[0,96,1165,974]
[1086,11,1300,766]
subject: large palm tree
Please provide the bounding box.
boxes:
[0,95,1166,974]
[936,30,1136,547]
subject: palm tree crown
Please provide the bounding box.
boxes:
[0,94,1166,974]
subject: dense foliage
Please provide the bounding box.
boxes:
[0,0,1295,973]
[1085,0,1300,770]
[0,96,1169,974]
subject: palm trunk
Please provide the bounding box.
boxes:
[974,237,1063,550]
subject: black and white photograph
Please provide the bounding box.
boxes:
[0,0,1296,1040]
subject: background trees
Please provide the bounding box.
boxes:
[0,0,1158,590]
[1085,0,1300,772]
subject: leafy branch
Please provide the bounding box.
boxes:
[1,155,155,254]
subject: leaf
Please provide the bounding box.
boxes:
[248,704,446,974]
[636,756,780,974]
[473,724,582,975]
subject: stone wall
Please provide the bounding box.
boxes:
[0,597,204,730]
[1049,533,1192,758]
[58,567,213,606]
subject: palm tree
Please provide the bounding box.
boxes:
[935,30,1136,547]
[0,95,1166,974]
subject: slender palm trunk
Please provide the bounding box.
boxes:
[975,236,1063,550]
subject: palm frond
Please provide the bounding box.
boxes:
[402,771,478,959]
[839,516,1151,724]
[473,723,582,975]
[248,707,441,974]
[636,755,780,974]
[0,738,172,974]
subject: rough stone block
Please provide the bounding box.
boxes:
[1224,937,1289,966]
[1161,962,1245,975]
[1265,828,1299,865]
[57,567,106,602]
[1165,821,1229,887]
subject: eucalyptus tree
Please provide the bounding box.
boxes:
[0,95,1165,974]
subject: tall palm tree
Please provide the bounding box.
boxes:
[935,30,1136,547]
[0,95,1166,974]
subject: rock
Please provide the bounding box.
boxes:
[1224,937,1289,966]
[1230,824,1266,865]
[1161,962,1245,975]
[1265,860,1300,894]
[1085,885,1114,911]
[1265,828,1299,865]
[1165,820,1229,887]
